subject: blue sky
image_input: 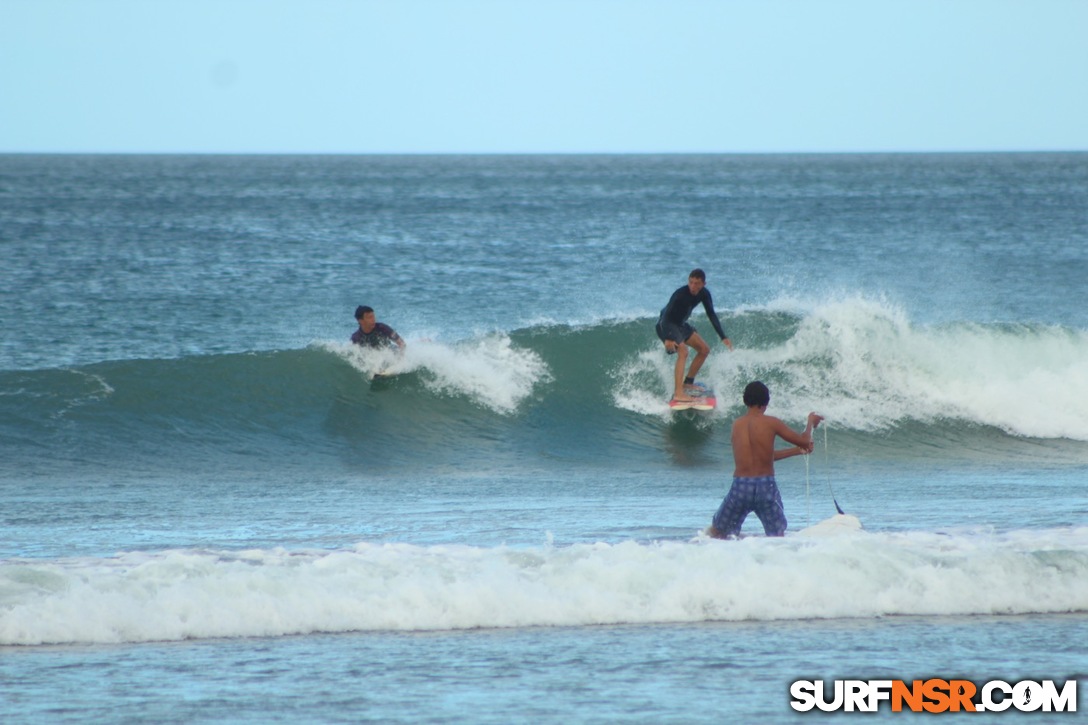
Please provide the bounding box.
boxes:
[3,0,1086,154]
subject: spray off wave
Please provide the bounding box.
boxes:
[326,335,551,415]
[781,296,1088,439]
[614,295,1088,441]
[3,525,1086,646]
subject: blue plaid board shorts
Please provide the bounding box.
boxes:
[711,476,787,537]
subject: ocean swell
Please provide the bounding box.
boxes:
[3,297,1088,477]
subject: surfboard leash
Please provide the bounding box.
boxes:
[823,425,845,515]
[804,444,812,528]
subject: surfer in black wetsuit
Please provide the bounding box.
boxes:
[351,305,405,350]
[656,269,732,403]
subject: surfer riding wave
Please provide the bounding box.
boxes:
[656,268,732,403]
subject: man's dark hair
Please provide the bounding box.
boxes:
[743,381,770,407]
[354,305,374,319]
[689,268,706,281]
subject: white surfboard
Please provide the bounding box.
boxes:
[797,513,863,537]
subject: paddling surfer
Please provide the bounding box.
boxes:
[656,268,732,403]
[707,381,823,538]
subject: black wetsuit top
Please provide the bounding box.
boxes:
[659,285,728,341]
[351,323,403,349]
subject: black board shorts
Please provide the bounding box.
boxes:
[656,319,696,353]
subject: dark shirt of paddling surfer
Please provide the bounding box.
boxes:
[655,268,733,403]
[708,381,823,539]
[351,305,405,351]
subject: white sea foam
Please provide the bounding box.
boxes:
[328,336,551,414]
[409,337,552,414]
[780,296,1088,438]
[612,349,680,417]
[3,526,1086,646]
[615,294,1088,439]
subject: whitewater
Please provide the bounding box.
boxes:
[4,526,1087,647]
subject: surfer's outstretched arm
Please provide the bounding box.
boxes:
[773,446,807,461]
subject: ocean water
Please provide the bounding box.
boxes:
[1,153,1087,722]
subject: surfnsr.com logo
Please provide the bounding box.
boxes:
[790,679,1078,713]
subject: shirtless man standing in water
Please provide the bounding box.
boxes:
[708,381,823,538]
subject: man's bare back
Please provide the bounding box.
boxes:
[709,380,824,540]
[731,406,822,477]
